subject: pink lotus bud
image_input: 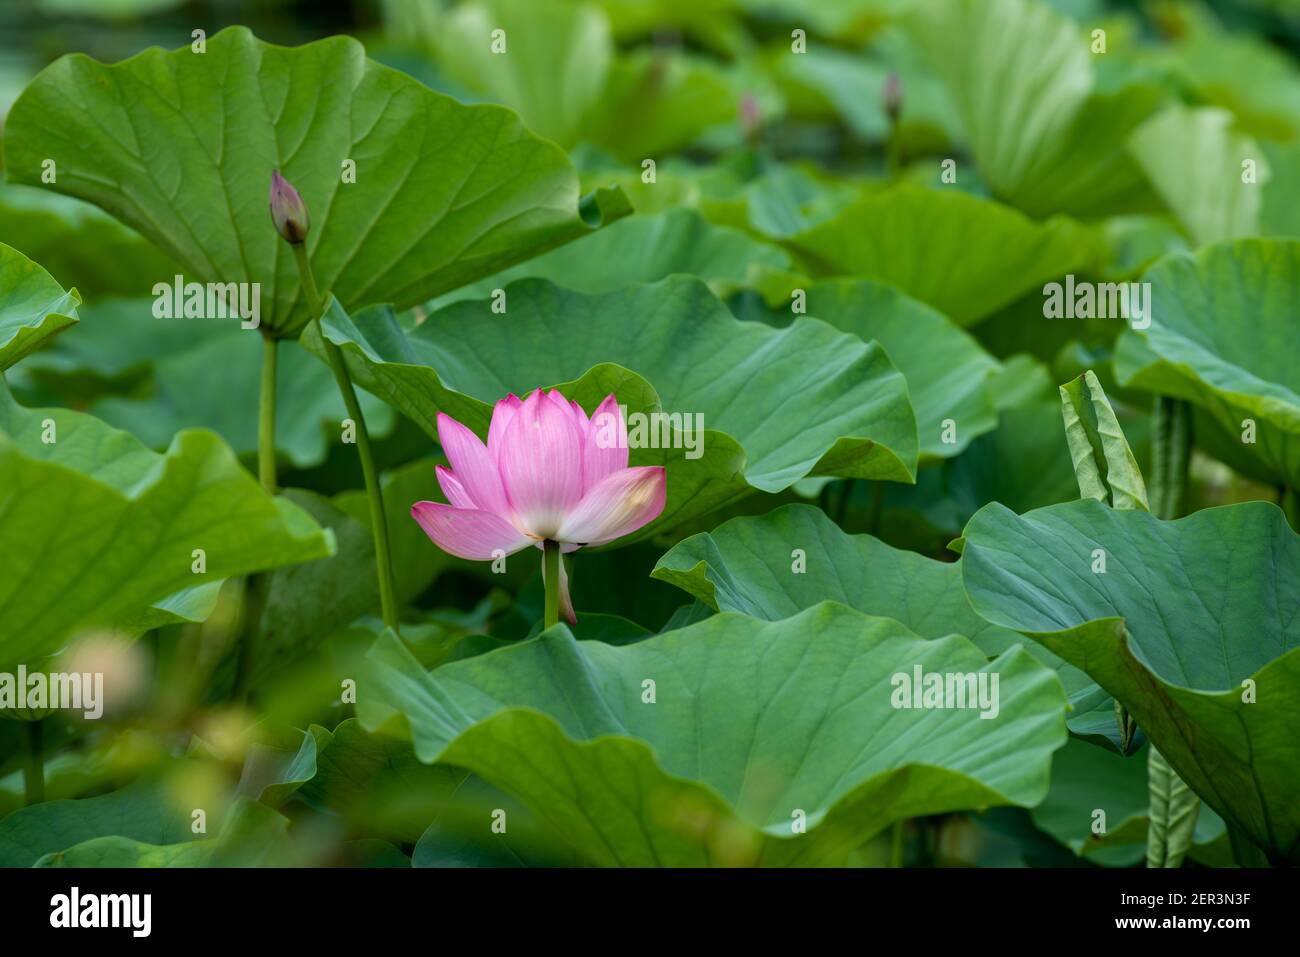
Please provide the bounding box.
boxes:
[739,92,762,141]
[411,390,668,624]
[269,169,310,245]
[883,72,902,125]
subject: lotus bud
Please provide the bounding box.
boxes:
[269,169,310,245]
[739,92,762,142]
[883,72,902,126]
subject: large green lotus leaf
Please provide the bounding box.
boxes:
[0,388,333,669]
[16,297,228,386]
[961,498,1300,860]
[651,503,1106,738]
[434,0,612,147]
[0,776,194,867]
[652,505,1013,649]
[118,581,227,637]
[250,464,454,689]
[797,280,999,459]
[87,320,394,469]
[332,458,458,602]
[1156,31,1300,143]
[431,0,744,159]
[737,0,902,41]
[1114,239,1300,487]
[884,400,1077,551]
[236,725,333,809]
[358,604,1067,866]
[34,0,184,18]
[430,209,790,308]
[1127,106,1266,246]
[908,0,1165,220]
[584,50,743,161]
[298,718,466,844]
[0,183,183,300]
[721,164,861,241]
[412,771,589,866]
[779,185,1097,326]
[304,277,918,537]
[33,798,293,867]
[1031,738,1226,867]
[2,26,629,338]
[0,242,80,372]
[1261,140,1300,239]
[766,44,891,141]
[34,836,211,867]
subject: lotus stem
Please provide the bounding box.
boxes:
[890,819,906,867]
[543,539,561,630]
[232,573,267,702]
[20,719,44,806]
[291,243,400,634]
[868,480,886,536]
[1150,397,1191,521]
[834,479,855,527]
[257,333,278,493]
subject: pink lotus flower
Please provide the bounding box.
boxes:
[412,390,667,624]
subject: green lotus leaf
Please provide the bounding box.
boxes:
[882,399,1086,558]
[34,836,211,867]
[298,718,467,845]
[908,0,1165,219]
[27,790,297,868]
[737,0,898,42]
[1127,106,1266,246]
[357,603,1067,866]
[434,0,614,147]
[0,242,80,372]
[1156,29,1300,145]
[119,581,227,636]
[795,280,1000,459]
[1261,140,1300,239]
[303,277,918,537]
[0,183,183,300]
[236,725,333,809]
[297,717,467,842]
[652,503,1106,739]
[3,26,629,338]
[430,208,790,307]
[1030,738,1225,867]
[766,44,891,141]
[961,497,1300,861]
[1115,239,1300,487]
[652,504,1013,649]
[249,464,454,688]
[413,773,586,867]
[0,387,334,670]
[15,297,227,388]
[31,797,293,867]
[779,185,1097,325]
[584,50,744,161]
[0,776,194,867]
[88,321,395,469]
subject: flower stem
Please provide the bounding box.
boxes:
[20,719,44,806]
[543,539,561,630]
[234,324,279,700]
[291,243,400,634]
[890,819,906,867]
[1150,396,1191,521]
[258,333,278,493]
